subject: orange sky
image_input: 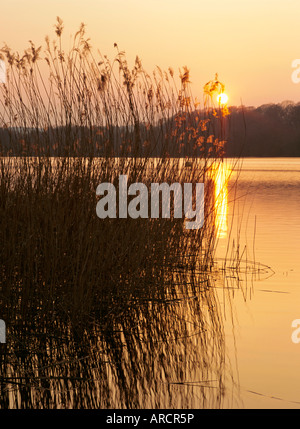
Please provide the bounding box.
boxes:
[1,0,300,107]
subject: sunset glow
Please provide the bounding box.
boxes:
[1,0,299,107]
[216,93,229,105]
[1,0,300,412]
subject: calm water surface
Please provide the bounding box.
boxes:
[219,157,300,408]
[1,156,299,409]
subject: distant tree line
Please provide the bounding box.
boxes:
[1,102,300,157]
[226,102,300,157]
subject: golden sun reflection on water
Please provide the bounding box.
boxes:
[210,161,232,239]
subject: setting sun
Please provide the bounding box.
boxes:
[216,93,229,105]
[1,0,300,412]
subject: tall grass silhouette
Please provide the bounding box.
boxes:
[0,18,252,409]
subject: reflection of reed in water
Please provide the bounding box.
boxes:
[0,252,273,409]
[0,261,239,409]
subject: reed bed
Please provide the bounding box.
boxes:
[0,19,249,408]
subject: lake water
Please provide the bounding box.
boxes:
[1,156,300,409]
[217,157,300,408]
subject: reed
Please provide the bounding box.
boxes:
[0,19,238,408]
